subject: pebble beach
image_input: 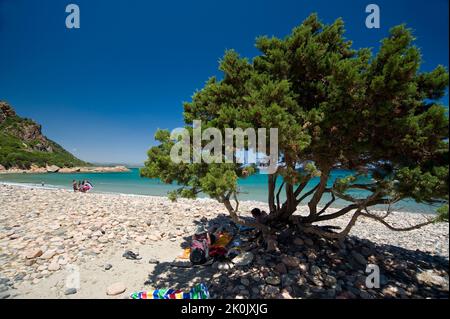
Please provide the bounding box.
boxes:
[0,183,448,299]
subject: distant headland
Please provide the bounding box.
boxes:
[0,164,130,174]
[0,101,93,172]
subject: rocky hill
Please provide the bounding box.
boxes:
[0,101,89,170]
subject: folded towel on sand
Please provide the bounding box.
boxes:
[130,283,209,299]
[178,248,191,260]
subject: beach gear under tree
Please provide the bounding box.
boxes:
[141,14,449,244]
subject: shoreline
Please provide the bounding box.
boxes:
[0,181,252,204]
[0,180,440,216]
[0,176,438,216]
[0,183,448,299]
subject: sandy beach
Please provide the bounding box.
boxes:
[0,183,448,299]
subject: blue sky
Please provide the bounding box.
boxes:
[0,0,448,164]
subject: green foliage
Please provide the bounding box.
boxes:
[142,14,449,221]
[334,175,357,193]
[436,205,449,223]
[396,166,448,203]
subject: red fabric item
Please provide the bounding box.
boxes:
[209,246,227,257]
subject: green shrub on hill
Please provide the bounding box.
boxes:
[0,102,88,169]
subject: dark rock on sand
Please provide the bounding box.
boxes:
[64,288,77,295]
[0,292,11,299]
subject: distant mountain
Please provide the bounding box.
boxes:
[0,101,89,169]
[90,162,143,168]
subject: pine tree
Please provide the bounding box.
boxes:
[142,14,449,243]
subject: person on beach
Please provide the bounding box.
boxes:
[72,180,78,192]
[251,208,268,224]
[190,225,212,265]
[79,180,93,193]
[84,180,93,192]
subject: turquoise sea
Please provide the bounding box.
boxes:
[0,168,439,214]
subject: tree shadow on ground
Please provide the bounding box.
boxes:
[141,214,449,299]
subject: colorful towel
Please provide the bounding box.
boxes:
[130,283,209,299]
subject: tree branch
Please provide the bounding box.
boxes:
[268,174,277,213]
[296,183,320,205]
[317,191,336,216]
[221,194,270,233]
[276,180,285,211]
[331,190,359,203]
[294,176,311,197]
[297,210,362,240]
[303,203,359,223]
[232,191,240,214]
[360,212,435,231]
[365,196,399,219]
[347,183,378,191]
[307,167,331,216]
[303,188,399,224]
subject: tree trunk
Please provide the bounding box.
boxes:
[222,195,279,251]
[268,174,276,213]
[307,166,330,217]
[277,183,296,220]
